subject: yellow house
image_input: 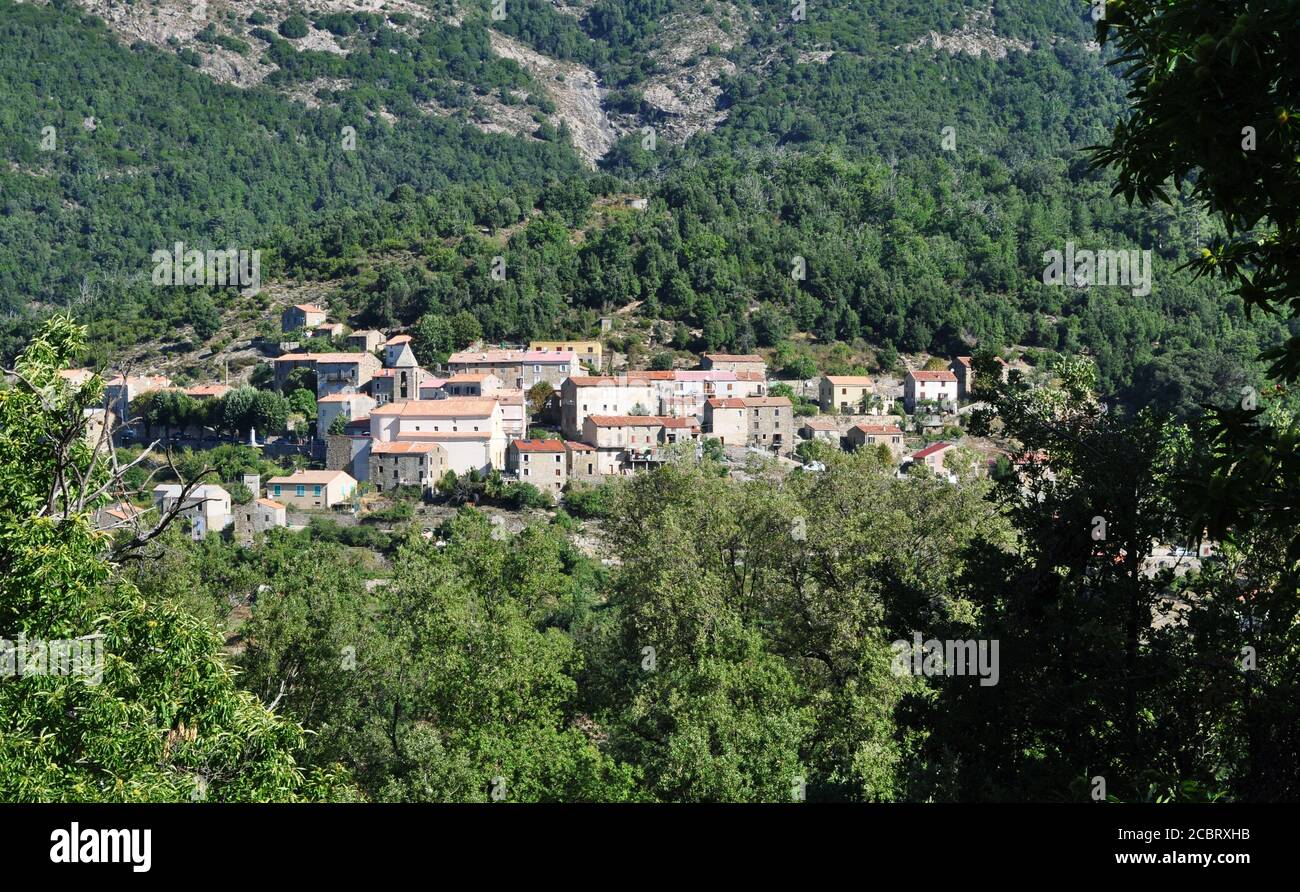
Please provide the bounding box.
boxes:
[529,340,603,370]
[266,470,357,509]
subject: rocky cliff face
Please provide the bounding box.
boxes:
[36,0,1069,166]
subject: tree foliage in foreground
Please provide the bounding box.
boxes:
[1090,1,1300,557]
[0,316,351,801]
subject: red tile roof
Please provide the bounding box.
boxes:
[184,384,231,398]
[512,438,566,453]
[802,417,840,430]
[371,398,496,417]
[912,442,954,459]
[371,440,445,455]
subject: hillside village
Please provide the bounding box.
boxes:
[70,299,1046,549]
[76,297,1217,583]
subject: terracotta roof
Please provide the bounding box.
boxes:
[802,417,840,430]
[908,370,957,382]
[658,416,699,429]
[912,442,954,459]
[371,440,445,455]
[184,384,231,398]
[101,502,144,521]
[383,334,412,344]
[564,441,596,451]
[371,398,496,418]
[293,303,325,313]
[825,375,873,386]
[256,498,287,509]
[741,397,792,408]
[706,397,746,409]
[511,438,566,453]
[318,392,371,403]
[854,424,903,435]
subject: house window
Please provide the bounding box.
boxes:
[314,485,322,496]
[273,485,281,497]
[296,485,305,497]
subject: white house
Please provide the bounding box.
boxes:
[560,375,657,440]
[152,483,232,540]
[369,398,506,475]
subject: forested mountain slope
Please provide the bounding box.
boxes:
[0,0,1289,412]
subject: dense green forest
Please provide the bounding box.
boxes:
[0,1,581,314]
[0,0,1289,415]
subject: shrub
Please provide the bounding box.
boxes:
[502,482,554,511]
[563,482,613,519]
[279,15,309,39]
